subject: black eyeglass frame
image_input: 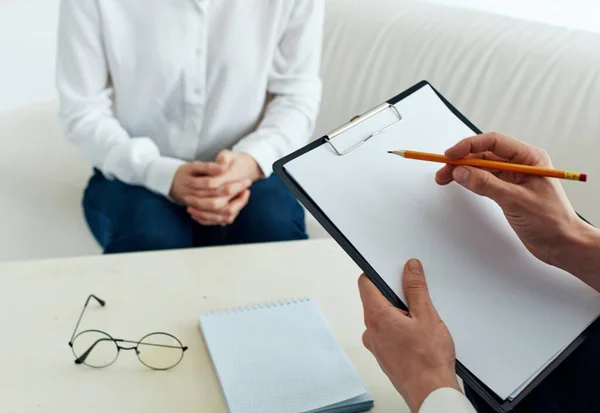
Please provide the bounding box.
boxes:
[68,294,188,370]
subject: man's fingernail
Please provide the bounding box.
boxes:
[407,259,422,274]
[453,166,470,183]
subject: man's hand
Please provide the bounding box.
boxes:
[170,161,230,204]
[215,150,264,184]
[184,151,263,226]
[187,190,251,226]
[436,132,600,288]
[170,161,252,226]
[359,259,460,413]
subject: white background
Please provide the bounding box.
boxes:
[1,0,600,112]
[428,0,600,34]
[0,0,60,111]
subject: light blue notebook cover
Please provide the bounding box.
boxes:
[199,298,374,413]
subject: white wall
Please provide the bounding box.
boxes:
[426,0,600,34]
[1,0,599,113]
[0,0,59,112]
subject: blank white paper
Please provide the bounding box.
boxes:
[285,85,600,400]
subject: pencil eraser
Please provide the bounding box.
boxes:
[579,174,588,182]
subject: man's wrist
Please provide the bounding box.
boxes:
[240,153,264,182]
[552,218,600,290]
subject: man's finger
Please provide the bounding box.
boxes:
[362,330,373,352]
[451,166,517,205]
[445,133,533,163]
[187,164,244,189]
[189,190,250,225]
[228,189,250,211]
[402,259,438,320]
[188,188,219,198]
[436,152,508,186]
[358,274,396,329]
[216,150,235,168]
[186,187,224,198]
[219,190,251,225]
[221,180,252,198]
[187,176,217,190]
[188,179,252,198]
[188,208,227,226]
[184,195,230,211]
[190,168,240,190]
[435,164,455,186]
[187,161,227,177]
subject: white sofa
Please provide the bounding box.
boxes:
[1,0,600,261]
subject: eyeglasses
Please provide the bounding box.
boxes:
[68,294,188,370]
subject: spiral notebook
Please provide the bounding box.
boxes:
[198,298,374,413]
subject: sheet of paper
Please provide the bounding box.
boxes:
[285,85,600,400]
[507,341,569,400]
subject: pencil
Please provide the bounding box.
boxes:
[388,150,587,182]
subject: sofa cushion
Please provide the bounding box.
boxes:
[0,102,101,261]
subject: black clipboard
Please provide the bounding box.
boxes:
[274,80,599,412]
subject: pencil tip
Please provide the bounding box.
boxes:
[387,151,393,154]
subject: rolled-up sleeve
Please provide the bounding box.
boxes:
[232,0,324,175]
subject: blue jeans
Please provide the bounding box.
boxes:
[465,323,600,412]
[82,170,307,254]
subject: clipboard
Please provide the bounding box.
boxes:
[273,80,600,412]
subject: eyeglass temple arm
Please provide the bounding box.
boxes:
[74,337,112,364]
[69,294,105,347]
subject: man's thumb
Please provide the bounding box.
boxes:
[452,166,511,202]
[216,150,235,167]
[402,259,433,317]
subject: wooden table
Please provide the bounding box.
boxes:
[0,239,406,412]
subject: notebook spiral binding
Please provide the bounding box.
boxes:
[203,298,312,316]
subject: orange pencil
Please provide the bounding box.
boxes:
[388,150,587,182]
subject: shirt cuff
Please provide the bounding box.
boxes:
[419,388,476,413]
[231,135,277,178]
[144,156,186,198]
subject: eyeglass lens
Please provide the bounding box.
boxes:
[71,330,119,368]
[137,333,185,370]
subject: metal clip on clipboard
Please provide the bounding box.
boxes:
[324,103,403,155]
